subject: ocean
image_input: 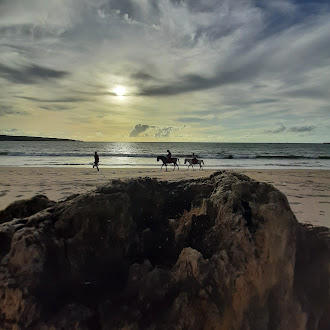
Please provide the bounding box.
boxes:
[0,141,329,169]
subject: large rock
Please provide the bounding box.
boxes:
[0,195,56,224]
[0,171,329,329]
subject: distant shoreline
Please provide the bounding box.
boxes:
[0,135,77,142]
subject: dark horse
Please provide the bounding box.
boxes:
[157,156,180,171]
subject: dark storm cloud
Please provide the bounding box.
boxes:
[0,64,69,84]
[265,125,286,134]
[289,126,315,132]
[129,124,152,137]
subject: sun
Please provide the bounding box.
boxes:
[113,86,126,97]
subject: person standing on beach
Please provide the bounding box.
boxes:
[93,151,99,171]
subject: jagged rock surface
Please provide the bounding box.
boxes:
[0,195,56,224]
[0,171,329,329]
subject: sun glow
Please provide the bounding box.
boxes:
[113,86,126,97]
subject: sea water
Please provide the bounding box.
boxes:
[0,141,329,169]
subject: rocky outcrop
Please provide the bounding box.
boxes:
[0,171,329,329]
[294,224,330,330]
[0,195,56,224]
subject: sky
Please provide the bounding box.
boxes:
[0,0,329,142]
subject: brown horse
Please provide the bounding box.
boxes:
[157,156,180,171]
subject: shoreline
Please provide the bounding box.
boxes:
[0,167,329,228]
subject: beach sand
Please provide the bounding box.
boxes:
[0,167,329,228]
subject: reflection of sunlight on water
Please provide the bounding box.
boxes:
[104,143,154,166]
[106,142,134,156]
[105,142,145,157]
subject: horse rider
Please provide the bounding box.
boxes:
[167,150,172,160]
[192,152,198,164]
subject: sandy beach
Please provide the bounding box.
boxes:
[0,167,329,228]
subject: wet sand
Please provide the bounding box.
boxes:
[0,167,329,228]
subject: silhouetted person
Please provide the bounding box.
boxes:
[166,149,172,160]
[93,151,99,171]
[192,153,197,164]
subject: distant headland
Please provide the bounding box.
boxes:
[0,135,78,142]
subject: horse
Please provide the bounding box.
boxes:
[157,156,180,171]
[184,158,204,170]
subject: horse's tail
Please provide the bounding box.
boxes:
[177,158,180,164]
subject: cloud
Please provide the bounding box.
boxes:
[254,99,278,104]
[176,117,203,123]
[0,128,22,134]
[282,87,330,100]
[0,64,69,84]
[176,112,217,123]
[289,126,315,132]
[129,124,174,138]
[133,6,330,97]
[155,127,173,137]
[129,124,152,137]
[40,105,73,111]
[0,105,28,116]
[265,125,286,134]
[0,0,330,142]
[0,0,79,35]
[130,71,155,81]
[0,128,33,135]
[16,96,81,103]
